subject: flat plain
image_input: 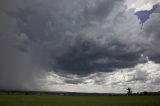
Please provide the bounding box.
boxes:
[0,95,160,106]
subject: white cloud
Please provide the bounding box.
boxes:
[125,0,160,11]
[38,60,160,93]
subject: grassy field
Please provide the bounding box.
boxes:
[0,95,160,106]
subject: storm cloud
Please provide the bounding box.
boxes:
[0,0,160,92]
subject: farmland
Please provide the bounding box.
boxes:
[0,95,160,106]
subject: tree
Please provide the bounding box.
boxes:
[126,87,132,95]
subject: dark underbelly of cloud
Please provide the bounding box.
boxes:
[53,38,143,75]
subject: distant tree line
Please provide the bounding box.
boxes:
[126,87,160,96]
[0,90,160,96]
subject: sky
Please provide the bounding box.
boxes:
[0,0,160,93]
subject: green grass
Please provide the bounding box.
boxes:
[0,95,160,106]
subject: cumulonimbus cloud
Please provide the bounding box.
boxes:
[0,0,160,92]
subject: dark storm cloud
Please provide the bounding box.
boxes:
[82,0,124,22]
[53,37,143,75]
[0,0,54,90]
[0,0,160,91]
[0,0,133,76]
